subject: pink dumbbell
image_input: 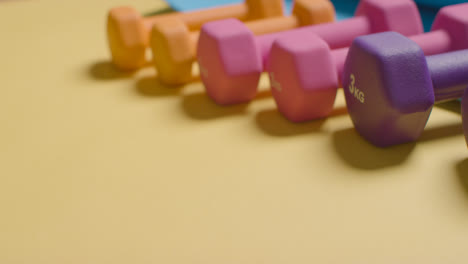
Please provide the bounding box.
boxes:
[268,3,468,122]
[197,0,423,105]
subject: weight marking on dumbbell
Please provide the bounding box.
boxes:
[270,72,282,92]
[348,74,365,104]
[199,58,209,78]
[343,31,468,147]
[349,74,356,94]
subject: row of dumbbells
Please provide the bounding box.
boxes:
[107,0,468,149]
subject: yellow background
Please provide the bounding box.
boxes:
[1,0,468,263]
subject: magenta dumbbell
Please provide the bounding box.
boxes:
[342,31,468,147]
[197,0,423,105]
[268,3,468,122]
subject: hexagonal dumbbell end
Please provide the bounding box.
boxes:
[292,0,336,26]
[198,19,263,105]
[342,32,435,147]
[432,3,468,51]
[356,0,422,37]
[268,33,338,123]
[245,0,284,20]
[107,7,148,70]
[151,17,196,85]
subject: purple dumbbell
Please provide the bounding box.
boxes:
[197,0,423,105]
[268,3,468,123]
[342,31,468,148]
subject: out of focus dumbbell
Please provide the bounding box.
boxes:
[107,0,284,70]
[342,31,468,147]
[197,0,423,105]
[268,3,468,122]
[151,0,334,85]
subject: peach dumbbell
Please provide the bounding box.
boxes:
[151,0,335,85]
[107,0,284,70]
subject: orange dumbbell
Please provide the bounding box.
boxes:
[150,0,335,85]
[107,0,284,71]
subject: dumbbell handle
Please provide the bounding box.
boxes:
[409,30,452,56]
[333,30,456,87]
[246,15,302,36]
[255,16,371,68]
[332,48,348,82]
[143,4,251,32]
[184,15,319,61]
[427,50,468,102]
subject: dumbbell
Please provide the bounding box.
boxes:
[152,0,335,85]
[107,0,284,71]
[342,31,468,148]
[268,3,468,122]
[197,0,423,105]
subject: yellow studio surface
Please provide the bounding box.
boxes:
[1,0,468,263]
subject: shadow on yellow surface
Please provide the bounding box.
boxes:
[333,123,464,170]
[457,159,468,189]
[436,101,461,115]
[181,92,249,120]
[332,128,415,170]
[419,123,464,142]
[89,61,136,80]
[136,75,183,97]
[180,90,272,120]
[255,107,348,137]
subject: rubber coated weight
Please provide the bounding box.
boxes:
[268,3,468,123]
[107,0,284,70]
[342,32,468,148]
[152,0,334,85]
[198,0,423,105]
